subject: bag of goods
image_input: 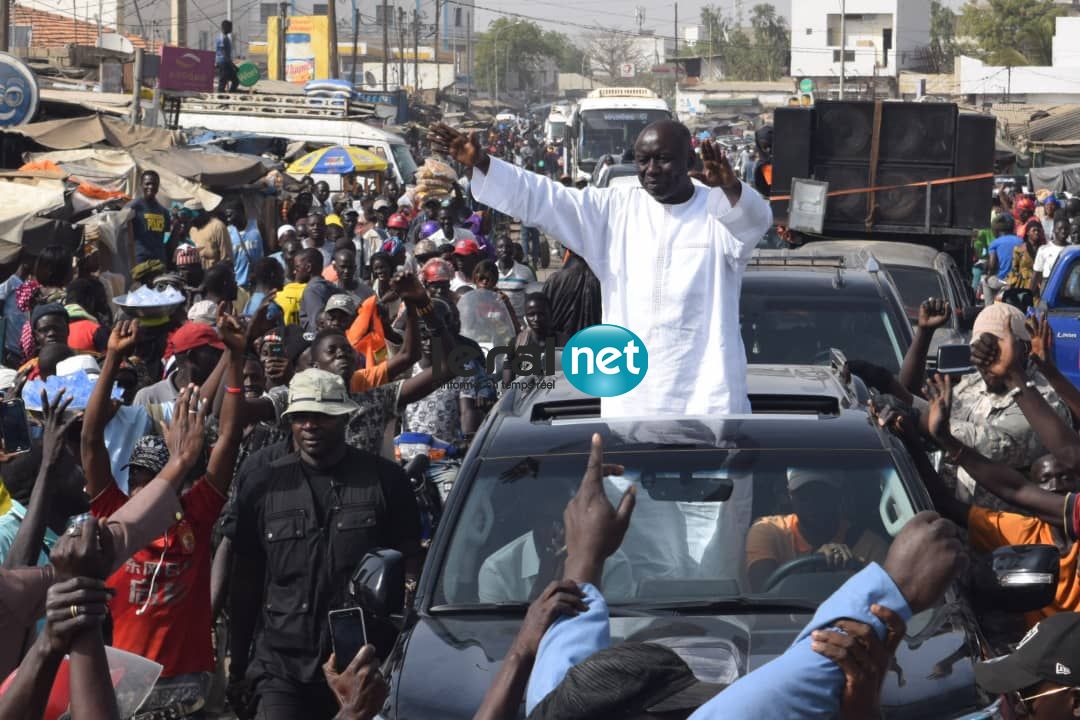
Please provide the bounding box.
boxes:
[415,157,458,202]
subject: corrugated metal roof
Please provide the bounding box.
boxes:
[1026,106,1080,142]
[12,4,158,51]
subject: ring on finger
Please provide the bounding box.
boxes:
[70,604,79,619]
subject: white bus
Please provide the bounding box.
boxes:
[565,87,672,181]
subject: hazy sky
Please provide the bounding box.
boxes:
[472,0,966,41]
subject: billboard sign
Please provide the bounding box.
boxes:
[158,46,215,92]
[0,52,39,126]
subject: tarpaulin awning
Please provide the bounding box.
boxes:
[3,114,178,151]
[132,147,270,188]
[1030,163,1080,193]
[0,176,71,263]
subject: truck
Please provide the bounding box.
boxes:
[563,87,672,182]
[1039,245,1080,388]
[171,91,418,186]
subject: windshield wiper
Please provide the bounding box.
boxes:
[609,596,819,615]
[428,602,532,615]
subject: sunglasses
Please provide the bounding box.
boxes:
[1013,684,1073,716]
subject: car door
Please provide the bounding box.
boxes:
[1042,248,1080,389]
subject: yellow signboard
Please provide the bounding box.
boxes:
[267,15,331,83]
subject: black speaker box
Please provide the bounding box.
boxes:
[953,112,996,228]
[813,163,952,227]
[812,101,957,165]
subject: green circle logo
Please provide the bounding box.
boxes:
[237,63,260,87]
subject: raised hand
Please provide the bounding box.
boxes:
[883,511,968,614]
[43,577,112,653]
[322,645,388,720]
[246,290,279,348]
[106,319,139,357]
[924,373,954,444]
[563,434,634,588]
[690,140,739,190]
[1029,313,1054,366]
[40,388,78,466]
[812,605,907,720]
[428,123,489,172]
[971,331,1022,381]
[51,515,109,581]
[918,298,951,331]
[514,580,588,656]
[217,306,248,355]
[390,271,430,307]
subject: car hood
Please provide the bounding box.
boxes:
[389,604,991,719]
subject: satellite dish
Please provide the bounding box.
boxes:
[0,52,38,127]
[98,33,134,54]
[364,71,377,87]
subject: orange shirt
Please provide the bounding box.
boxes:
[349,361,390,393]
[745,514,848,573]
[968,506,1080,626]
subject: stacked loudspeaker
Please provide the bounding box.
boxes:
[772,101,995,233]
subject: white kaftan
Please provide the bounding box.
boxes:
[471,157,773,418]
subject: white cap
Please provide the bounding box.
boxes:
[397,193,413,207]
[56,354,101,377]
[277,224,296,239]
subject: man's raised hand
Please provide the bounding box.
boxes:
[883,511,968,614]
[690,140,739,191]
[428,123,489,173]
[918,298,951,331]
[562,434,634,588]
[106,319,139,357]
[161,384,208,474]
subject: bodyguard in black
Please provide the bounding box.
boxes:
[226,369,420,719]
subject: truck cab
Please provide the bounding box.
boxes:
[1040,245,1080,388]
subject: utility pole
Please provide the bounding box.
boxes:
[227,0,232,22]
[674,2,678,84]
[130,48,143,126]
[381,0,389,88]
[0,0,8,50]
[170,0,187,46]
[412,9,420,90]
[351,6,360,85]
[838,0,846,99]
[466,10,472,100]
[327,0,338,78]
[398,6,407,88]
[277,3,288,81]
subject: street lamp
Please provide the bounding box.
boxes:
[493,19,520,108]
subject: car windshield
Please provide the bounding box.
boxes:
[740,293,907,372]
[433,447,913,608]
[390,143,418,184]
[884,265,947,324]
[579,109,671,164]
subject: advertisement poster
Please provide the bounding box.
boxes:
[268,16,329,83]
[158,46,215,92]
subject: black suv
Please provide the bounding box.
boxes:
[743,252,914,374]
[367,365,1056,720]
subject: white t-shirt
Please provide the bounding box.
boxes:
[1034,243,1066,277]
[427,226,476,245]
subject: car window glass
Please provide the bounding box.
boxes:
[739,293,906,373]
[883,265,948,324]
[433,449,903,608]
[1058,259,1080,308]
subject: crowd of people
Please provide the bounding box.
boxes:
[2,109,1080,720]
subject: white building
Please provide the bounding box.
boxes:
[960,17,1080,105]
[790,0,932,94]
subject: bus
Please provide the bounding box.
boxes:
[564,87,672,182]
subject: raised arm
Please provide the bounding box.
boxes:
[428,124,611,272]
[206,309,246,497]
[159,383,211,491]
[4,390,79,570]
[899,299,950,396]
[695,139,774,261]
[383,275,423,381]
[1029,313,1080,421]
[82,321,139,499]
[927,373,1068,528]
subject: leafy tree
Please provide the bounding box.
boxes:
[692,3,788,80]
[473,19,560,95]
[748,3,789,80]
[957,0,1064,66]
[586,30,649,80]
[927,0,956,73]
[543,31,587,74]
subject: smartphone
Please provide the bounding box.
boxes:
[0,399,31,453]
[936,344,974,376]
[266,340,285,358]
[328,607,368,672]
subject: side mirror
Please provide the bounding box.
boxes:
[349,548,405,617]
[972,544,1059,614]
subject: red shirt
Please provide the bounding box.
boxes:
[90,478,226,677]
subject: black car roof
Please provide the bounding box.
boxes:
[742,266,890,300]
[482,366,891,458]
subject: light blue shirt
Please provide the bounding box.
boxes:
[105,404,153,494]
[526,563,913,717]
[0,274,24,356]
[0,498,58,566]
[230,220,264,288]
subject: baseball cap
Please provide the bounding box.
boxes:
[56,354,100,377]
[187,300,218,325]
[453,237,481,256]
[326,214,344,228]
[31,303,68,327]
[324,293,359,317]
[975,613,1080,694]
[422,258,454,284]
[529,643,725,719]
[414,238,439,258]
[123,435,170,476]
[282,369,359,418]
[971,303,1032,344]
[373,197,392,211]
[1045,195,1061,207]
[277,224,297,239]
[168,323,225,356]
[787,467,842,492]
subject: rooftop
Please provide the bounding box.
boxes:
[13,4,158,51]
